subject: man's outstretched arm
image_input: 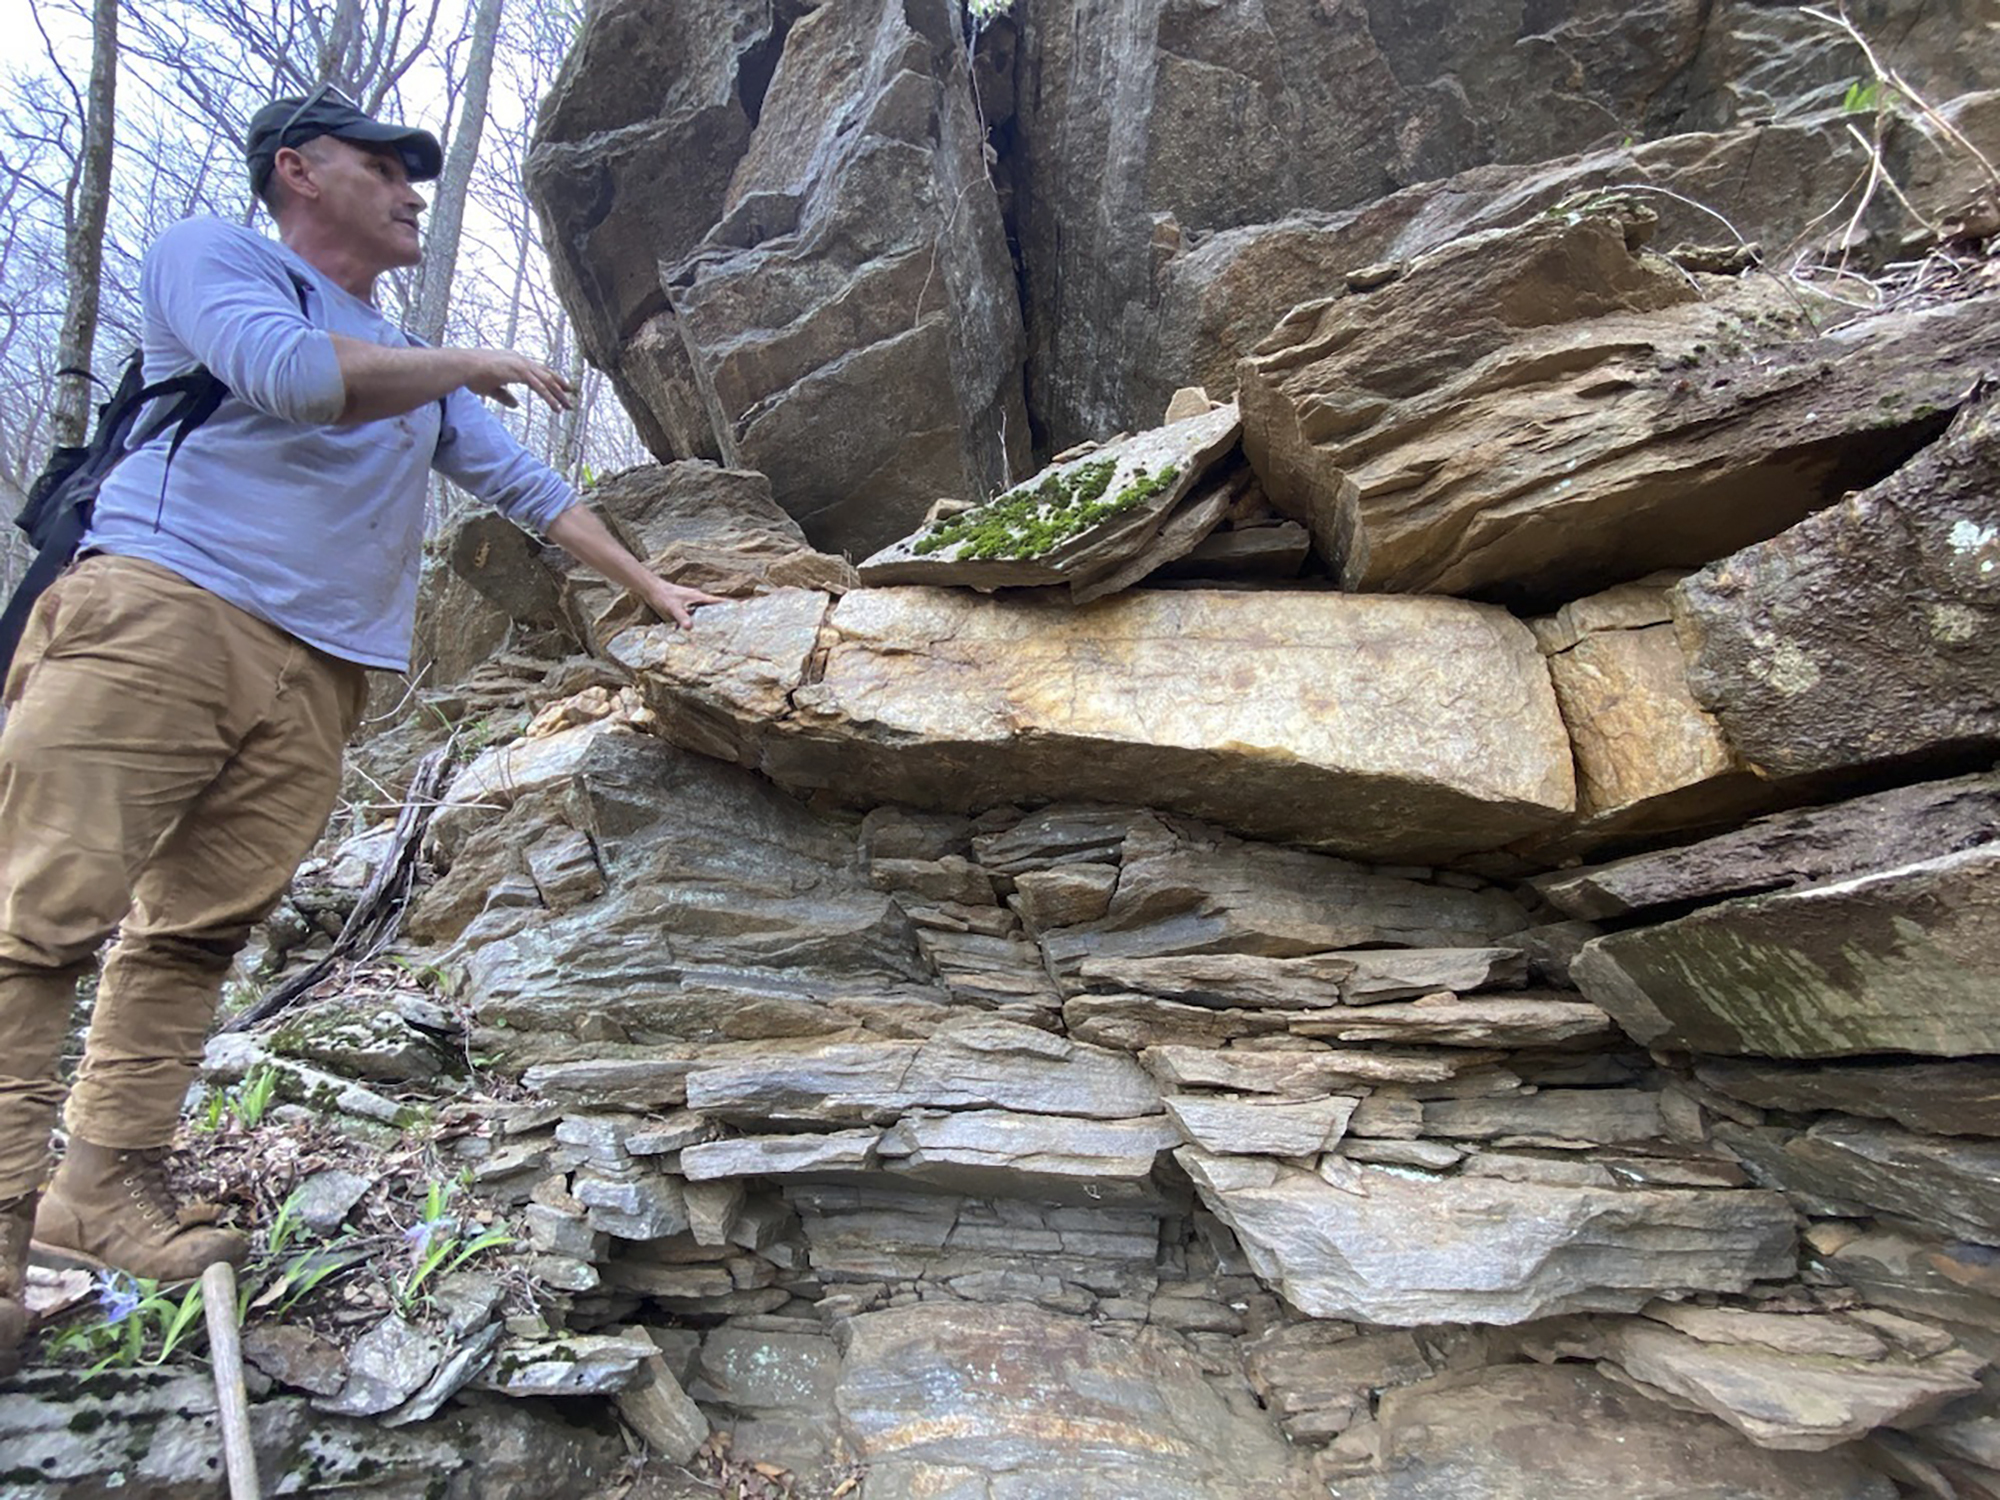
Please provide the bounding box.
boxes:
[329,333,574,424]
[546,505,723,629]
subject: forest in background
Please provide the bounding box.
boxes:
[0,0,652,597]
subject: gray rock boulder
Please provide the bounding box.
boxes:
[1571,846,2000,1058]
[1674,391,2000,781]
[532,0,1028,557]
[525,0,766,457]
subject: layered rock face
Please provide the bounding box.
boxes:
[529,0,2000,554]
[283,198,1999,1490]
[36,9,1986,1498]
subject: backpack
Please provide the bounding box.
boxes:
[0,274,310,677]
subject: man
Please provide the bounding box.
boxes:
[0,87,721,1371]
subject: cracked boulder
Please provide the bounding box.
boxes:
[1524,574,1787,856]
[615,586,1575,862]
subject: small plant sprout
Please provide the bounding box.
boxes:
[195,1064,282,1133]
[394,1176,512,1313]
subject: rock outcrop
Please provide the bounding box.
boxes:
[25,14,2000,1494]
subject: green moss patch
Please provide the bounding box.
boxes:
[914,459,1183,562]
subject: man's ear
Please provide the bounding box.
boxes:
[272,144,318,202]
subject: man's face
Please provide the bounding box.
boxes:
[300,137,427,271]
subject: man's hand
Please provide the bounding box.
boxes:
[545,505,728,630]
[637,575,727,629]
[464,350,574,414]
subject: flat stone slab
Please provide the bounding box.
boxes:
[1164,1094,1358,1156]
[1179,1147,1795,1325]
[1416,1088,1664,1146]
[858,403,1244,597]
[1571,846,2000,1058]
[1334,1363,1896,1499]
[1288,994,1617,1049]
[833,1302,1303,1497]
[1601,1317,1984,1451]
[878,1109,1182,1195]
[1714,1118,2000,1244]
[628,586,1575,862]
[1533,772,2000,921]
[1696,1057,2000,1138]
[681,1130,884,1179]
[478,1332,658,1396]
[1143,1044,1503,1093]
[682,1019,1162,1124]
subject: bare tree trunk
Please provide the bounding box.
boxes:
[52,0,119,448]
[414,0,504,344]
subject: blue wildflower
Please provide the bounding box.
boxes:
[402,1219,439,1256]
[97,1273,142,1326]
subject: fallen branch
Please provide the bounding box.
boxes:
[222,743,458,1034]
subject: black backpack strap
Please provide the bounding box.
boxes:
[1,267,322,675]
[0,502,91,683]
[144,272,312,529]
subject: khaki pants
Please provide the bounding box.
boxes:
[0,555,366,1198]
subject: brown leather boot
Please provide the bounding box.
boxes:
[0,1193,33,1377]
[31,1140,245,1281]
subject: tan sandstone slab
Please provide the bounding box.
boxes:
[1528,580,1787,855]
[696,587,1573,862]
[1601,1318,1985,1451]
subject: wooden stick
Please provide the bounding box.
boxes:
[201,1261,260,1500]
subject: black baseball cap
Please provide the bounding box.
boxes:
[245,85,443,194]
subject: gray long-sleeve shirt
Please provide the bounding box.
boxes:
[83,216,577,670]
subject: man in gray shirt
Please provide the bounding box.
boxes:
[0,87,719,1370]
